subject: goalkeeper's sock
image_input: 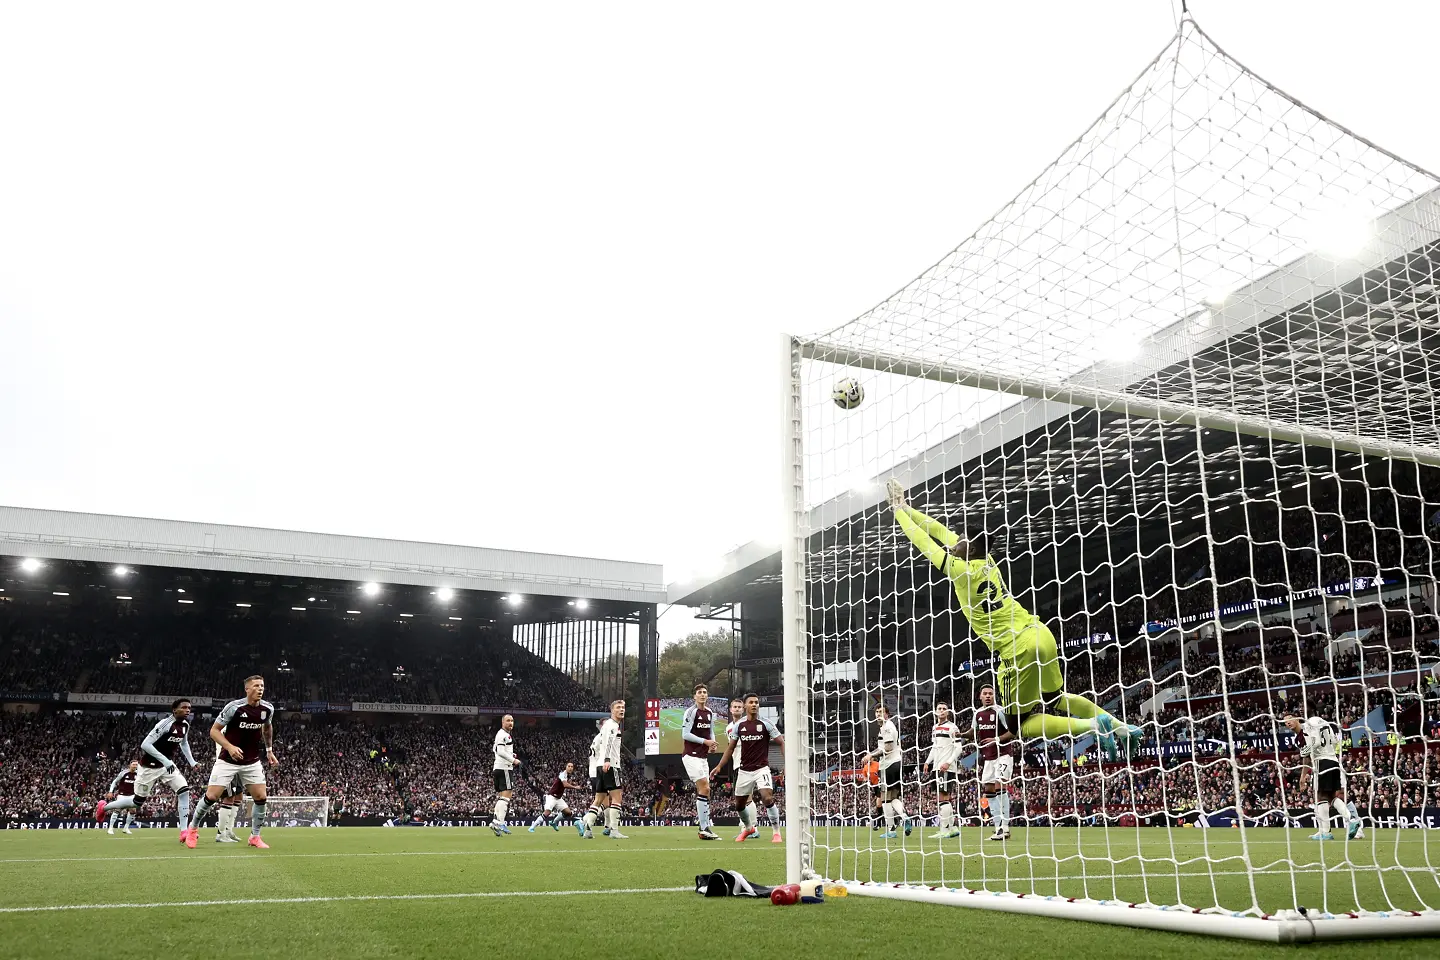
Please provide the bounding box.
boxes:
[217,804,237,835]
[938,802,953,830]
[250,800,267,837]
[189,795,213,830]
[176,788,191,827]
[583,806,600,831]
[1333,798,1352,830]
[106,795,137,811]
[1051,692,1104,719]
[492,798,509,827]
[696,798,710,830]
[1021,713,1096,739]
[1313,802,1330,835]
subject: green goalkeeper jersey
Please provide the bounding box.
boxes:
[894,506,1041,662]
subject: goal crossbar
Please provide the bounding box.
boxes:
[800,339,1440,469]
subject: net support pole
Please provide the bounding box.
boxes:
[780,333,811,884]
[801,341,1440,467]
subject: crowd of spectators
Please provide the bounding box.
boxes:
[0,712,624,823]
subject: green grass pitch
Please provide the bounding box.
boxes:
[0,826,1436,959]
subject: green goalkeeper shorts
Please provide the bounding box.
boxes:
[995,622,1064,715]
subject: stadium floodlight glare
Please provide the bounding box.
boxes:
[291,606,306,611]
[113,565,129,576]
[399,613,414,618]
[575,598,589,611]
[436,587,455,602]
[115,596,132,601]
[178,599,194,604]
[236,603,252,608]
[19,558,41,573]
[505,594,523,606]
[448,616,462,621]
[362,582,381,597]
[779,14,1440,942]
[52,592,68,596]
[1306,207,1374,259]
[177,588,186,593]
[346,609,361,615]
[307,596,316,602]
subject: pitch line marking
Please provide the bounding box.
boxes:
[0,886,693,915]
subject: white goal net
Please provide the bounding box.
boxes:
[781,14,1440,942]
[239,796,330,828]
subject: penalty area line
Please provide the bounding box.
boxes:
[0,886,693,915]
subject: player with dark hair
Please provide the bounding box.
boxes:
[98,697,198,842]
[859,703,910,838]
[969,684,1018,841]
[184,675,277,849]
[711,694,784,843]
[711,696,758,839]
[1285,714,1361,841]
[103,761,140,835]
[681,682,722,840]
[530,762,578,833]
[888,480,1141,760]
[923,701,961,838]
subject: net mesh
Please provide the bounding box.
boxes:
[794,17,1440,925]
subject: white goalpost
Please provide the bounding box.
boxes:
[782,14,1440,943]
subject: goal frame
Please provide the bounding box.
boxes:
[778,334,1440,941]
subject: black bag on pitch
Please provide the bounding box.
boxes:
[695,869,773,898]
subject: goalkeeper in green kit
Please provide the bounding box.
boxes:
[888,479,1142,760]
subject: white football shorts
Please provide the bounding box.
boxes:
[134,764,188,797]
[209,760,265,790]
[734,767,774,796]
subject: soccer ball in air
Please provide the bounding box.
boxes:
[832,378,864,410]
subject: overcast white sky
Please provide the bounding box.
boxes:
[2,2,1437,645]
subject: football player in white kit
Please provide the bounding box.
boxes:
[1285,714,1361,841]
[490,714,520,836]
[923,701,962,838]
[858,703,910,839]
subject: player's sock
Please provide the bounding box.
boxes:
[124,812,134,829]
[767,803,780,827]
[1332,798,1352,830]
[607,805,621,832]
[583,806,600,830]
[492,798,509,826]
[1346,801,1360,823]
[250,800,267,837]
[1020,713,1096,739]
[189,794,212,830]
[108,812,119,829]
[993,793,1010,830]
[1313,802,1330,836]
[218,804,237,835]
[176,788,191,827]
[889,798,906,826]
[530,812,546,829]
[106,795,137,811]
[883,800,896,831]
[939,802,954,830]
[696,798,710,830]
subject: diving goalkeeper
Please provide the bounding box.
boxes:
[887,479,1142,760]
